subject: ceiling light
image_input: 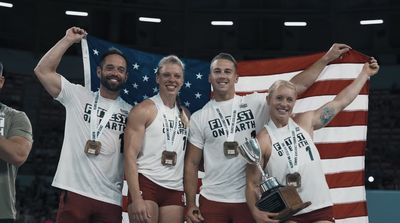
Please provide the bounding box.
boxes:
[139,17,161,23]
[0,1,13,8]
[211,21,233,26]
[284,22,307,27]
[65,10,88,17]
[360,19,383,25]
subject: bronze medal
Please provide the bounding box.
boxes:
[161,150,177,166]
[223,141,239,157]
[85,140,101,155]
[286,172,301,188]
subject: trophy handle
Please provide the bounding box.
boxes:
[257,163,268,180]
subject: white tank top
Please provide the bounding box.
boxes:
[137,94,187,191]
[264,118,333,215]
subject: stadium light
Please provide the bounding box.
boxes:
[65,10,88,17]
[284,22,307,27]
[211,21,233,26]
[0,1,13,8]
[360,19,384,25]
[139,17,161,23]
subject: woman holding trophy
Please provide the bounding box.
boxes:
[246,57,379,223]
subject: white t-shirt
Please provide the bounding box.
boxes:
[52,77,132,206]
[189,93,268,202]
[264,119,333,215]
[137,94,187,191]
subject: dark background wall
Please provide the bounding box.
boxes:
[1,0,400,221]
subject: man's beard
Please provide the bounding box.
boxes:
[100,75,124,92]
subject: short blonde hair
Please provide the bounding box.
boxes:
[157,55,185,75]
[267,80,297,100]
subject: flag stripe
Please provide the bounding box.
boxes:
[317,141,366,159]
[330,186,366,204]
[336,216,369,223]
[322,156,365,174]
[294,95,368,113]
[236,64,365,92]
[122,196,128,212]
[122,213,129,223]
[299,81,369,98]
[314,126,367,143]
[236,50,369,76]
[237,53,326,75]
[333,202,368,220]
[325,171,365,188]
[325,111,368,127]
[316,64,365,81]
[236,80,369,98]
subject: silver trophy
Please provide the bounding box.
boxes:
[239,138,311,221]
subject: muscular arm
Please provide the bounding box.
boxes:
[34,27,86,98]
[124,100,155,222]
[290,43,351,95]
[0,136,32,167]
[184,142,204,222]
[310,58,379,130]
[0,113,33,167]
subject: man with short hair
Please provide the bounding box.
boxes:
[34,27,132,223]
[184,44,352,223]
[0,62,33,223]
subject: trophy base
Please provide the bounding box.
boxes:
[256,186,311,221]
[275,201,312,221]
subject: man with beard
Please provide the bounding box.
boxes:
[34,27,132,223]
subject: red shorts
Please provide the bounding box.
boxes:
[128,174,184,207]
[288,206,335,223]
[56,190,122,223]
[199,195,255,223]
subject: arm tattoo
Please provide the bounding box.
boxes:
[320,106,335,126]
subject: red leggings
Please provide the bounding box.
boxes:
[56,191,122,223]
[128,174,185,207]
[199,195,255,223]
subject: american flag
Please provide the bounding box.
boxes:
[82,37,369,223]
[81,35,210,113]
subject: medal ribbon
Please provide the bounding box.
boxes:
[90,91,122,141]
[155,94,180,151]
[212,96,239,142]
[268,119,299,173]
[282,120,298,172]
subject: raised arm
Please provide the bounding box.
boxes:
[184,142,204,223]
[246,128,279,223]
[290,43,351,95]
[308,58,379,131]
[124,101,154,223]
[34,27,87,98]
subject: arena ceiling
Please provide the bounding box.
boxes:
[1,0,400,63]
